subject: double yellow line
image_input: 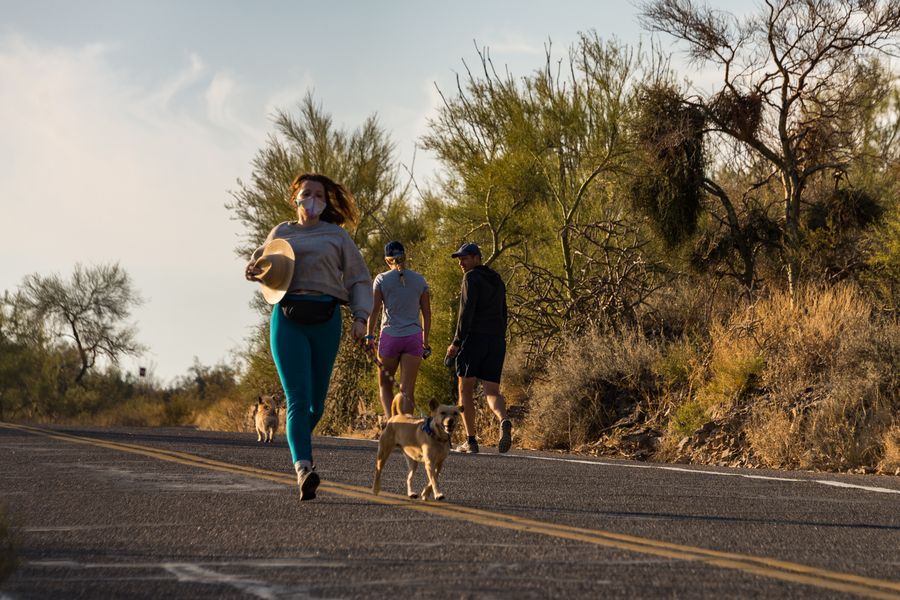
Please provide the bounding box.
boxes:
[4,422,899,599]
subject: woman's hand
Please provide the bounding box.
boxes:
[351,319,367,341]
[245,263,262,281]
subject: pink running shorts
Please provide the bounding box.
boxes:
[378,331,424,358]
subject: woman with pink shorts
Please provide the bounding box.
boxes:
[365,241,431,416]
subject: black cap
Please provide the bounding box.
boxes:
[451,242,481,258]
[384,240,405,258]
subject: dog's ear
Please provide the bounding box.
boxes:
[428,398,438,411]
[258,396,264,404]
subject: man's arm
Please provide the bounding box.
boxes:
[452,271,479,346]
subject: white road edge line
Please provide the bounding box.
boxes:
[330,435,900,496]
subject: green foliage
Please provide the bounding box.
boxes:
[0,283,242,426]
[863,189,900,311]
[669,398,707,438]
[640,0,900,295]
[422,34,671,367]
[17,263,145,386]
[630,84,705,247]
[318,320,378,434]
[1,291,77,419]
[656,338,697,388]
[697,352,764,415]
[227,92,404,267]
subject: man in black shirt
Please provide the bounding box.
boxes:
[445,242,512,454]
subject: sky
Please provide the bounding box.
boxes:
[0,0,746,382]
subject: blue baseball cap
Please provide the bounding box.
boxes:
[384,240,405,258]
[451,242,481,258]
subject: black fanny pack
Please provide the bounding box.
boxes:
[280,297,337,325]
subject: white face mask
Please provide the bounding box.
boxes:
[297,197,326,218]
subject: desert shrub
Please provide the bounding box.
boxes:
[669,398,707,439]
[523,327,661,450]
[655,336,700,388]
[499,342,533,407]
[640,277,719,341]
[162,394,207,426]
[195,395,274,433]
[0,504,18,585]
[696,321,764,419]
[744,285,899,470]
[879,426,900,474]
[744,402,799,467]
[89,395,168,427]
[656,318,764,449]
[863,196,900,312]
[755,284,871,400]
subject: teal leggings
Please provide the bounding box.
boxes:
[270,295,342,464]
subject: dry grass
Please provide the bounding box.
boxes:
[88,396,169,427]
[696,321,764,420]
[879,426,900,474]
[756,285,871,397]
[656,324,763,452]
[87,395,208,428]
[741,284,899,471]
[555,283,900,474]
[522,328,662,450]
[745,403,801,468]
[194,396,263,433]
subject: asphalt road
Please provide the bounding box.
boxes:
[0,422,898,599]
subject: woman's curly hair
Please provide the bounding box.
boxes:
[290,173,359,227]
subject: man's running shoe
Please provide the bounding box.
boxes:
[498,419,512,453]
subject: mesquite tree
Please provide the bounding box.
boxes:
[228,93,411,425]
[639,0,900,299]
[423,34,670,360]
[19,263,144,386]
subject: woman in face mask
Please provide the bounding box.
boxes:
[245,173,372,501]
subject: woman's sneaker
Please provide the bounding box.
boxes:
[498,420,512,453]
[297,466,320,501]
[454,439,479,454]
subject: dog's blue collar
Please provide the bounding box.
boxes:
[421,417,434,436]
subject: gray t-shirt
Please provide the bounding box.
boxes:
[373,269,429,337]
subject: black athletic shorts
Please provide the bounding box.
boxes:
[455,333,506,383]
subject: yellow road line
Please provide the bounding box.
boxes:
[3,422,899,599]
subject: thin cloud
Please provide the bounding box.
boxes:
[205,71,261,140]
[146,53,206,109]
[0,33,260,381]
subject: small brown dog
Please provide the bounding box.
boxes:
[372,393,462,500]
[251,395,279,443]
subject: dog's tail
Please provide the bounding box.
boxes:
[390,393,408,417]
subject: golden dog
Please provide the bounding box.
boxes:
[251,395,279,443]
[372,394,462,500]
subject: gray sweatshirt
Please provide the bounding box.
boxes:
[249,221,373,320]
